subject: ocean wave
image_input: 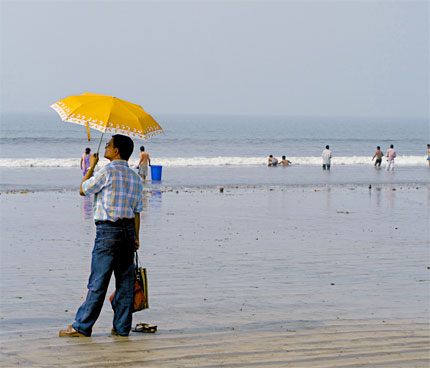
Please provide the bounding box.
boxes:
[0,156,427,168]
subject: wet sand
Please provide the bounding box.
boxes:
[1,185,429,367]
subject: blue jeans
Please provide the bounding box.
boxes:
[73,219,136,336]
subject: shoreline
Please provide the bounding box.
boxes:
[0,181,428,195]
[1,165,429,193]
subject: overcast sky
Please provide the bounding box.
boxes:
[1,0,429,118]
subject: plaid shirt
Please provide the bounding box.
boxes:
[82,160,143,221]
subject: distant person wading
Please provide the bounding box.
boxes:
[80,148,91,176]
[385,144,396,171]
[279,156,292,166]
[137,146,151,182]
[268,155,278,167]
[427,144,430,168]
[322,145,332,170]
[372,146,384,168]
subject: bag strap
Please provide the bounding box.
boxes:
[135,250,142,267]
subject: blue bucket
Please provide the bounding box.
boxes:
[151,165,162,181]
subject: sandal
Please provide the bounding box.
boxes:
[132,322,157,333]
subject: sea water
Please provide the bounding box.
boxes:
[0,112,429,189]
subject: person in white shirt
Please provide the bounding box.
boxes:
[322,145,332,170]
[385,144,396,171]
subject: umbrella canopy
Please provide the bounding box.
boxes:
[50,92,164,141]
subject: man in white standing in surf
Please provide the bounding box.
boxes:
[322,145,332,170]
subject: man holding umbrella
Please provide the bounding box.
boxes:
[59,134,143,337]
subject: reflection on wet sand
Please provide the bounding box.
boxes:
[149,190,162,209]
[386,185,396,209]
[324,184,331,208]
[374,186,382,208]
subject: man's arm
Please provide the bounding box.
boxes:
[134,213,140,249]
[80,154,99,196]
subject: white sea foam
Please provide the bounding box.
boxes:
[0,156,427,168]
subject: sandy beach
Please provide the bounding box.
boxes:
[1,184,429,367]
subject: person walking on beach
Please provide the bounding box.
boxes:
[427,144,430,168]
[279,155,292,166]
[268,155,278,167]
[137,146,151,181]
[372,146,384,168]
[385,144,396,171]
[59,135,143,337]
[322,145,332,170]
[80,148,91,176]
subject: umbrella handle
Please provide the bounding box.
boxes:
[96,132,105,157]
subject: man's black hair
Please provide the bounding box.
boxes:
[85,147,91,154]
[326,145,329,149]
[390,144,394,148]
[377,146,380,150]
[140,146,145,151]
[112,134,134,161]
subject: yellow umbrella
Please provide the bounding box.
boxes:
[50,92,164,152]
